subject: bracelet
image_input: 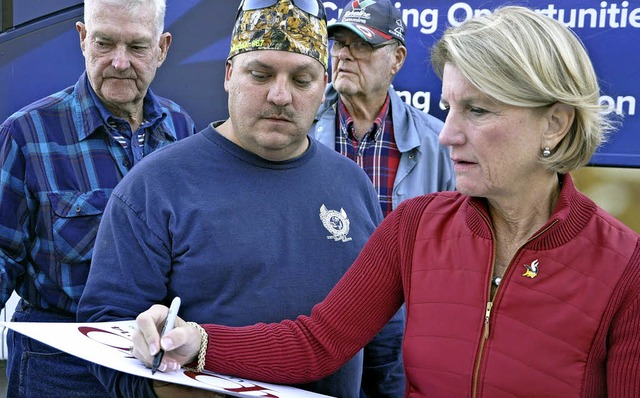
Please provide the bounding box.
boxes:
[183,321,207,373]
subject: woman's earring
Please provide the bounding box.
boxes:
[542,147,551,157]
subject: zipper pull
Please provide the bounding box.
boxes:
[483,302,493,339]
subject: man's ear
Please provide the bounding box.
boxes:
[543,102,575,149]
[223,60,233,93]
[157,32,172,67]
[322,71,328,99]
[391,45,407,76]
[76,22,87,54]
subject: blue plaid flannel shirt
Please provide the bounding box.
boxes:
[0,73,195,314]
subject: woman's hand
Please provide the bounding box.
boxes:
[131,304,202,372]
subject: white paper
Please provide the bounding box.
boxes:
[0,320,332,397]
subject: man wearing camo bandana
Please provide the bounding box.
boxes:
[79,0,402,396]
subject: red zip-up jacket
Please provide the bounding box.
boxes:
[204,174,640,397]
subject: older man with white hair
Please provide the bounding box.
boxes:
[0,0,194,396]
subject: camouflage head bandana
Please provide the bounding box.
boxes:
[228,0,328,70]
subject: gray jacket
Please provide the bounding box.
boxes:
[311,84,455,209]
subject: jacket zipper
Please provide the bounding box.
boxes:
[469,202,558,398]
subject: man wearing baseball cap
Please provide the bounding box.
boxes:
[79,1,403,397]
[312,0,454,215]
[311,1,455,395]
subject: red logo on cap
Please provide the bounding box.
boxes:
[352,0,375,10]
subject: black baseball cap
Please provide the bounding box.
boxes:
[329,0,406,45]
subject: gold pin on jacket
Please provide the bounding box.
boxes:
[522,259,539,279]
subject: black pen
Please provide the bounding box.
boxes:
[151,296,181,375]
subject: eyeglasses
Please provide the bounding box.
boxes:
[330,40,397,60]
[236,0,326,21]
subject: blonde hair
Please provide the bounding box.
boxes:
[431,6,614,173]
[84,0,166,40]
